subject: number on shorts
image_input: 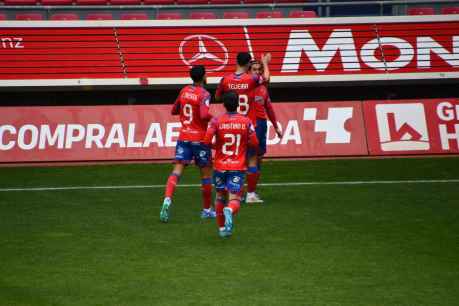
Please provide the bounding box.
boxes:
[222,134,241,156]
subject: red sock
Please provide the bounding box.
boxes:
[228,199,240,215]
[164,174,179,198]
[247,172,258,193]
[255,172,261,189]
[215,197,225,228]
[201,183,212,210]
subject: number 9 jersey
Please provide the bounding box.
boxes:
[172,85,212,142]
[203,113,259,171]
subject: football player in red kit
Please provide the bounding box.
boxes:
[160,65,215,223]
[215,52,271,204]
[203,91,258,237]
[246,60,283,203]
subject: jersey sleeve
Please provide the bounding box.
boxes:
[203,117,218,146]
[263,89,278,129]
[199,91,212,121]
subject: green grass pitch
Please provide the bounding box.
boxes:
[1,157,458,306]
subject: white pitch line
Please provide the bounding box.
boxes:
[0,179,458,192]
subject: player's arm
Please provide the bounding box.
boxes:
[264,93,282,138]
[203,117,218,149]
[200,93,212,121]
[214,77,224,102]
[261,53,271,83]
[248,123,259,149]
[171,95,181,115]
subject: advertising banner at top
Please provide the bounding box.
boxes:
[0,18,458,84]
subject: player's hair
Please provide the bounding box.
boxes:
[249,59,263,71]
[190,65,206,83]
[223,91,239,112]
[237,52,252,67]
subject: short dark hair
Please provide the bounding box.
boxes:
[190,65,205,83]
[237,52,252,67]
[223,91,239,112]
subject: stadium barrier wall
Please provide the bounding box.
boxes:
[0,15,458,88]
[0,98,458,163]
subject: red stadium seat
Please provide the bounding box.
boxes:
[86,13,113,20]
[256,10,283,18]
[276,0,304,2]
[407,7,435,15]
[177,0,208,4]
[289,10,317,18]
[144,0,175,4]
[0,14,7,20]
[441,7,459,14]
[190,11,217,19]
[111,0,141,4]
[41,0,73,5]
[50,13,79,20]
[120,13,149,20]
[4,0,37,5]
[76,0,108,4]
[16,13,43,20]
[210,0,241,4]
[157,12,182,19]
[223,11,249,19]
[245,0,273,3]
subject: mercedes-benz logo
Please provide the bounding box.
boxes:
[179,34,229,72]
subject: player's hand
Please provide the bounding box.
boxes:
[275,127,283,138]
[261,53,272,64]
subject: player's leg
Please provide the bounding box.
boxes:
[160,141,191,223]
[222,171,244,236]
[246,118,267,204]
[213,171,230,237]
[193,142,215,219]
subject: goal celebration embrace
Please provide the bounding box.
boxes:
[160,51,281,238]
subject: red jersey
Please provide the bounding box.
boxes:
[215,72,264,117]
[172,85,211,142]
[204,113,258,171]
[248,84,279,129]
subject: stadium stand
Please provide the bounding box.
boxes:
[176,0,209,4]
[85,12,113,19]
[120,12,149,19]
[256,10,283,18]
[288,10,317,17]
[0,13,6,20]
[189,11,217,19]
[210,0,241,4]
[407,7,436,15]
[143,0,176,4]
[110,0,142,5]
[441,7,459,14]
[15,13,43,20]
[4,0,37,4]
[244,0,273,3]
[156,11,182,19]
[41,0,73,5]
[50,13,80,19]
[223,11,249,18]
[76,0,108,4]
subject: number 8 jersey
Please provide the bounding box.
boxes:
[172,84,212,142]
[204,113,259,171]
[215,72,265,117]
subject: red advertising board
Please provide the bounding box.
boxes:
[0,18,458,83]
[364,98,459,155]
[0,102,368,163]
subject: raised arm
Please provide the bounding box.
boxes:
[261,53,271,83]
